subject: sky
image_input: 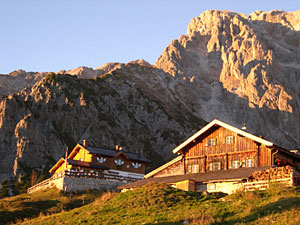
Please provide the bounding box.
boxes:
[0,0,299,74]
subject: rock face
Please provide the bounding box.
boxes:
[156,9,300,149]
[1,9,300,183]
[0,66,205,182]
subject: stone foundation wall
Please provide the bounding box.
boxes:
[29,176,127,193]
[61,177,125,192]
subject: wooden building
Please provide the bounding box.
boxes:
[120,119,300,193]
[146,119,300,178]
[49,140,151,180]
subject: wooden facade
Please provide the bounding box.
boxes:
[146,119,300,179]
[49,142,151,178]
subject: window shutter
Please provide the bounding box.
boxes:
[188,165,192,173]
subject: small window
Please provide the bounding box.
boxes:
[226,136,235,144]
[115,159,124,166]
[246,158,254,167]
[132,162,141,168]
[206,138,217,146]
[232,160,240,169]
[209,162,221,171]
[192,165,199,173]
[208,183,216,190]
[97,156,106,164]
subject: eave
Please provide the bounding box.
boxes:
[49,158,65,173]
[173,119,274,154]
[273,145,300,160]
[67,144,83,159]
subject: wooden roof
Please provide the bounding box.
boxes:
[50,142,151,174]
[83,145,151,163]
[49,158,65,173]
[119,166,271,189]
[173,119,273,154]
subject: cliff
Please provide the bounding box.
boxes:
[1,9,300,183]
[0,64,205,182]
[156,9,300,149]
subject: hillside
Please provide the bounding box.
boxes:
[1,9,300,189]
[1,184,299,225]
[0,67,205,185]
[0,188,102,225]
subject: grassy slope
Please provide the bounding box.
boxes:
[3,183,298,225]
[0,189,103,225]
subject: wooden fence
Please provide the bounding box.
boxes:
[27,170,142,194]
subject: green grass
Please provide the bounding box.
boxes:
[2,183,298,225]
[0,188,103,225]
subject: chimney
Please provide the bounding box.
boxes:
[115,145,123,151]
[242,123,247,130]
[83,140,88,147]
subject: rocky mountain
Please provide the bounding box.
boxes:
[0,64,205,182]
[156,9,300,149]
[1,9,300,184]
[0,70,48,96]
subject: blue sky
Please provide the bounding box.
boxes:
[0,0,299,74]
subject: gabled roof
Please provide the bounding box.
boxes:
[84,145,152,163]
[49,158,65,173]
[119,166,271,189]
[66,144,151,163]
[173,119,274,154]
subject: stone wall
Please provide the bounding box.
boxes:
[29,176,127,193]
[61,177,125,192]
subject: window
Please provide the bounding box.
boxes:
[232,160,240,169]
[132,162,141,168]
[114,159,124,166]
[206,138,217,146]
[208,183,216,190]
[226,136,235,144]
[188,165,199,173]
[246,158,254,167]
[97,156,106,163]
[192,165,199,173]
[209,162,221,171]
